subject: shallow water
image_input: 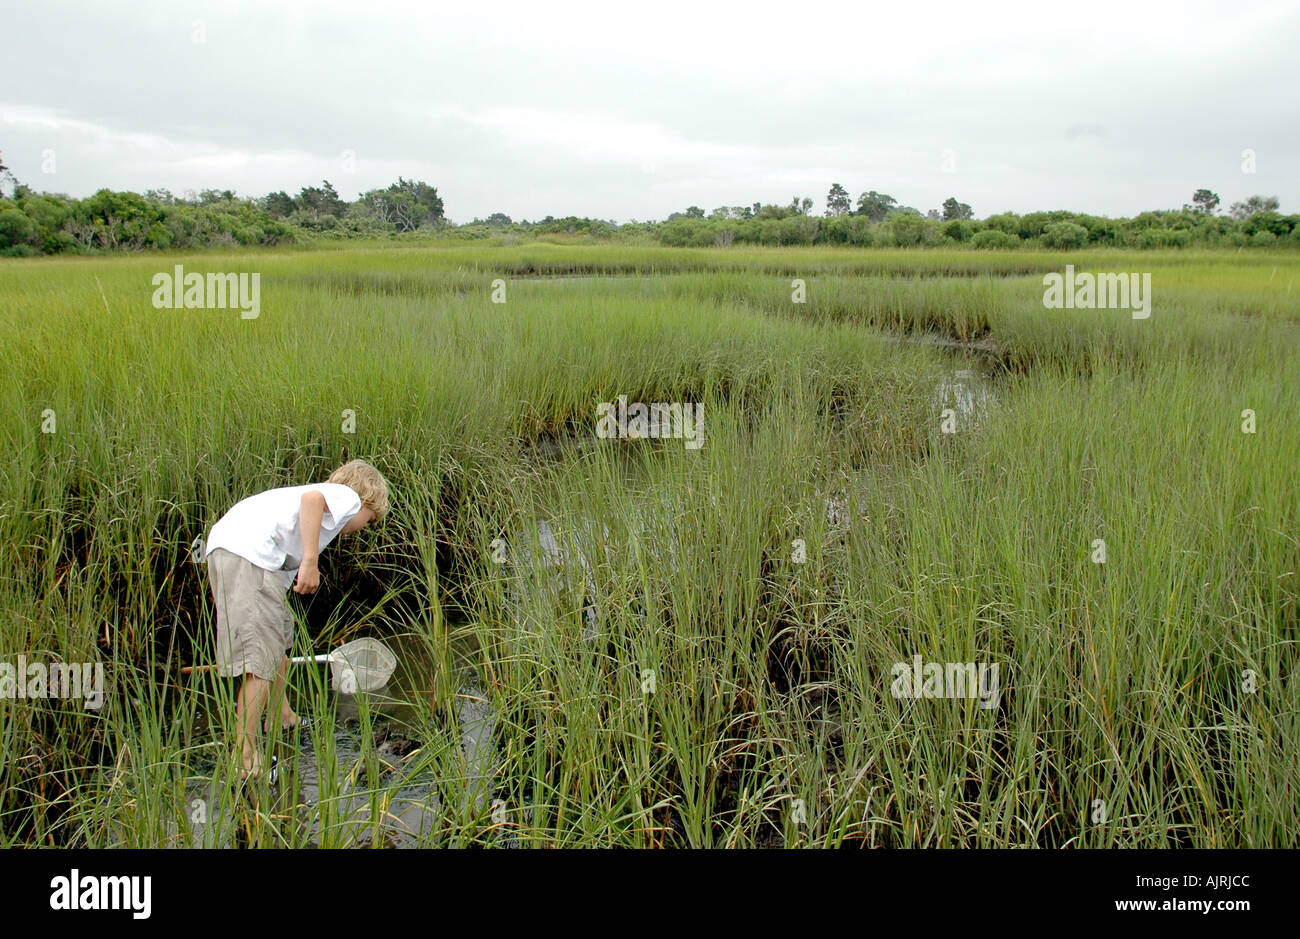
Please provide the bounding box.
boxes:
[508,518,607,640]
[934,367,995,427]
[175,630,499,848]
[504,497,693,642]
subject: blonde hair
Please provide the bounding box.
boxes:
[328,459,390,520]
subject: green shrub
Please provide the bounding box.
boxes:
[1137,228,1172,249]
[971,229,1020,249]
[776,216,819,245]
[1242,211,1290,238]
[1011,210,1083,241]
[1078,216,1122,246]
[982,212,1021,235]
[19,195,72,252]
[823,214,874,246]
[0,206,37,249]
[657,219,701,247]
[847,219,874,246]
[887,213,927,247]
[692,225,719,248]
[943,219,973,243]
[756,219,782,246]
[1041,221,1090,249]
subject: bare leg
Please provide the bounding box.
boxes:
[263,655,299,732]
[235,673,269,778]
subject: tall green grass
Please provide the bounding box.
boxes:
[0,245,1295,846]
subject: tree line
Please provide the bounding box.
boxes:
[0,153,1293,255]
[653,186,1296,249]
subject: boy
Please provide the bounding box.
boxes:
[203,459,389,778]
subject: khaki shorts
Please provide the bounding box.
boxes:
[207,548,294,680]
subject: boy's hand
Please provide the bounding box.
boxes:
[293,559,320,594]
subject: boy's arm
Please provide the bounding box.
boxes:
[294,490,327,594]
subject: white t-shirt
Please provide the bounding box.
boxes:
[205,482,363,590]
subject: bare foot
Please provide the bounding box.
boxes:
[237,742,264,780]
[263,703,300,733]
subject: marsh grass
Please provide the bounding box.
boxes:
[0,245,1296,846]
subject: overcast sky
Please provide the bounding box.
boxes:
[4,0,1298,222]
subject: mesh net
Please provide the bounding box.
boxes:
[329,638,397,693]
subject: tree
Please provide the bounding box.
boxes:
[752,202,803,220]
[941,197,973,221]
[684,206,705,219]
[825,183,850,217]
[198,188,236,205]
[263,190,297,219]
[855,190,898,222]
[0,150,15,198]
[926,209,941,220]
[0,206,37,249]
[1239,209,1290,238]
[68,189,161,250]
[789,196,813,215]
[943,219,973,242]
[357,178,444,231]
[485,212,512,227]
[1186,189,1220,215]
[20,195,73,252]
[297,180,346,219]
[1228,195,1280,220]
